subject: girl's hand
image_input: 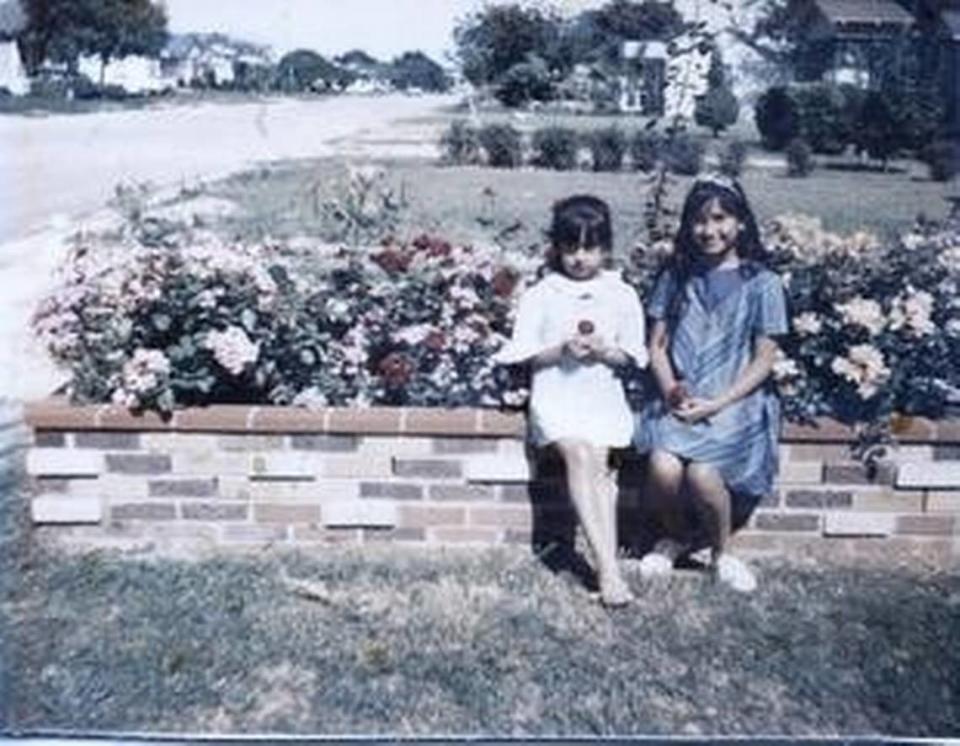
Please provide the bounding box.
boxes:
[674,397,723,424]
[563,336,595,361]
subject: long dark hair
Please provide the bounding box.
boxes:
[545,194,613,274]
[662,175,768,324]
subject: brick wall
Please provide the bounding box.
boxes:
[22,398,960,561]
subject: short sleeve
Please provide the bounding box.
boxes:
[615,284,648,368]
[492,283,546,365]
[754,272,789,337]
[646,268,676,320]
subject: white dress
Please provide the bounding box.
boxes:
[495,270,648,448]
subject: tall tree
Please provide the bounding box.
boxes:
[20,0,167,76]
[388,51,449,92]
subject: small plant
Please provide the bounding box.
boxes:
[478,123,523,168]
[694,48,740,137]
[786,138,815,177]
[587,126,628,172]
[530,126,579,170]
[630,130,661,172]
[923,139,960,182]
[662,133,705,176]
[755,86,799,151]
[319,163,406,245]
[719,139,748,178]
[439,120,482,165]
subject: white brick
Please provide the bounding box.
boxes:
[889,445,934,464]
[318,455,392,478]
[27,449,102,477]
[465,453,531,483]
[32,495,102,524]
[777,461,823,484]
[172,449,251,475]
[322,499,397,528]
[822,512,895,537]
[897,462,960,489]
[927,491,960,513]
[69,474,146,499]
[250,452,319,478]
[496,439,530,459]
[249,479,359,502]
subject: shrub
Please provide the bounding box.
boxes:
[852,90,900,167]
[786,138,815,177]
[923,139,960,182]
[439,120,482,165]
[494,57,554,108]
[33,221,535,413]
[530,126,579,170]
[791,83,848,154]
[630,130,661,171]
[662,133,705,176]
[889,86,946,154]
[719,139,748,178]
[586,126,628,172]
[755,86,799,151]
[695,48,740,137]
[478,124,523,168]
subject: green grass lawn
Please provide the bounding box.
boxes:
[205,153,952,260]
[2,524,957,736]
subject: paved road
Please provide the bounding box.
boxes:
[0,93,450,400]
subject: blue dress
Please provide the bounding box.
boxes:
[636,262,789,504]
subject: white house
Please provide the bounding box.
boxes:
[77,54,169,94]
[0,0,28,95]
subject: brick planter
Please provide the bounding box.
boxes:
[22,399,960,562]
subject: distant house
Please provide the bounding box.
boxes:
[161,33,272,88]
[0,0,28,95]
[618,40,667,114]
[77,55,169,94]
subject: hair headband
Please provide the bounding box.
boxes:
[693,172,742,197]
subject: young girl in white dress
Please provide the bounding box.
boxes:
[495,195,648,607]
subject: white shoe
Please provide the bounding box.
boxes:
[715,554,757,593]
[638,552,673,578]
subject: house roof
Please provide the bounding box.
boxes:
[815,0,914,27]
[0,0,25,38]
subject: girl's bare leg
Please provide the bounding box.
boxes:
[555,438,631,605]
[645,449,687,540]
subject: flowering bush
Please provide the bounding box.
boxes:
[765,214,960,427]
[33,221,540,414]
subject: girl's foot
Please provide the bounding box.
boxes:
[599,574,634,608]
[714,554,757,593]
[638,538,685,579]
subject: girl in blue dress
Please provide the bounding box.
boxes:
[496,195,648,607]
[637,175,788,592]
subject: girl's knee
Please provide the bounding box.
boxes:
[555,439,597,468]
[648,450,683,481]
[685,461,723,487]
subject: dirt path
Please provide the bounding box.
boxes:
[0,93,451,401]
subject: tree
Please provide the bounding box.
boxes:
[276,49,353,92]
[453,4,562,86]
[20,0,167,77]
[593,0,686,41]
[694,48,740,136]
[388,51,449,92]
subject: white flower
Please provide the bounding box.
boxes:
[121,348,170,393]
[292,387,328,410]
[111,388,138,408]
[204,326,259,376]
[196,289,217,309]
[830,344,890,399]
[772,353,800,381]
[889,289,935,337]
[836,297,885,336]
[393,324,433,345]
[793,312,822,336]
[901,233,924,251]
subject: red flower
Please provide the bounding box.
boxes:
[377,352,414,387]
[372,249,411,273]
[577,319,595,335]
[491,267,519,298]
[424,330,446,351]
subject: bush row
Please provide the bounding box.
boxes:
[440,120,708,175]
[754,82,957,179]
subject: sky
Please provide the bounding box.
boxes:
[163,0,612,64]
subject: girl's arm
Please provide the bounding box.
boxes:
[648,319,682,402]
[675,336,780,423]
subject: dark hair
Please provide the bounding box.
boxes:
[546,194,613,273]
[661,176,769,325]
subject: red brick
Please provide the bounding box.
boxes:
[175,406,255,432]
[181,503,248,521]
[254,503,321,524]
[888,414,937,441]
[24,399,99,430]
[105,454,171,475]
[397,505,466,528]
[752,512,821,532]
[148,478,218,498]
[74,432,141,450]
[404,408,479,436]
[362,527,426,543]
[895,514,957,536]
[290,434,359,451]
[469,506,532,529]
[935,420,960,443]
[499,484,531,503]
[221,525,288,543]
[251,407,329,433]
[96,406,172,431]
[111,503,176,521]
[393,459,462,479]
[432,437,499,454]
[782,419,855,442]
[788,444,852,462]
[785,489,853,509]
[478,410,525,437]
[327,408,403,434]
[34,431,66,447]
[823,462,895,486]
[430,526,501,543]
[292,526,362,544]
[359,482,423,500]
[428,484,495,501]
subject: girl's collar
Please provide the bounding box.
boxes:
[544,269,619,295]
